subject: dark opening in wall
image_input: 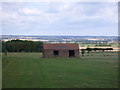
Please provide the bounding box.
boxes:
[54,50,59,56]
[69,50,75,57]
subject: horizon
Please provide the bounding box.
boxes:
[1,34,118,37]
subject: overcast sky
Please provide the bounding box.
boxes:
[1,2,118,36]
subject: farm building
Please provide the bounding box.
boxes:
[43,43,79,58]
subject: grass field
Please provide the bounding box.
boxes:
[2,52,118,88]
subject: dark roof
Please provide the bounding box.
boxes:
[43,43,79,50]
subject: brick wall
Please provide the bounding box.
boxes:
[43,49,79,58]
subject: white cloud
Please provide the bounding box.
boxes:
[94,4,118,23]
[19,8,43,15]
[2,2,118,35]
[2,2,117,25]
[2,11,28,27]
[59,2,118,24]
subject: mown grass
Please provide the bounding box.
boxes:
[2,52,118,88]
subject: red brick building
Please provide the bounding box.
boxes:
[43,43,79,58]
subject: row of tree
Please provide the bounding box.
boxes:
[2,40,43,52]
[95,44,111,46]
[81,47,113,53]
[81,47,113,56]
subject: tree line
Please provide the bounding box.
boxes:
[2,39,43,52]
[81,47,113,56]
[81,47,113,53]
[95,44,111,47]
[86,47,113,52]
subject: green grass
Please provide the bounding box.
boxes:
[0,53,2,89]
[2,52,118,88]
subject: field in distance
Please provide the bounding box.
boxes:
[2,52,118,88]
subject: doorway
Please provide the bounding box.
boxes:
[69,50,75,57]
[53,50,59,56]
